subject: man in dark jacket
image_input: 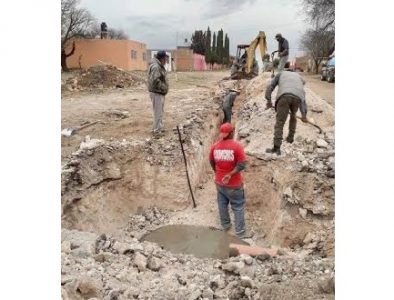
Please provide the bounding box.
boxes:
[274,33,289,72]
[148,50,169,134]
[222,89,240,123]
[265,63,308,155]
[100,22,108,39]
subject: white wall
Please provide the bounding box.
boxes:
[150,51,172,72]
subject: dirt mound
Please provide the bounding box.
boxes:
[64,65,145,91]
[232,72,335,258]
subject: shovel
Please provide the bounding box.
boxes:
[296,116,323,134]
[61,121,99,137]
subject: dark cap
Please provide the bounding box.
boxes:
[275,33,282,39]
[156,50,168,59]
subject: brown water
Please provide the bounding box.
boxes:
[140,225,248,259]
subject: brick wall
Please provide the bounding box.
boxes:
[174,49,194,71]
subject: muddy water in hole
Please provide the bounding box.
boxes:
[141,225,248,259]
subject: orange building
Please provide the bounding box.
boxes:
[66,39,148,71]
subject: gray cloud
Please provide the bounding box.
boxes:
[123,14,187,49]
[202,0,257,19]
[126,14,182,29]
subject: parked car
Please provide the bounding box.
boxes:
[320,56,335,82]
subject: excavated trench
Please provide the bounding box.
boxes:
[61,76,334,258]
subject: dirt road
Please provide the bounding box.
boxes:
[302,73,335,107]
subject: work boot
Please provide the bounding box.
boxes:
[286,135,294,143]
[222,224,231,232]
[265,101,273,110]
[152,130,164,138]
[265,146,281,155]
[237,230,254,239]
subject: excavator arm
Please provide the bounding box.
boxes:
[229,31,267,80]
[245,31,267,73]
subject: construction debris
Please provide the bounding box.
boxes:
[61,206,335,300]
[61,70,335,299]
[63,65,145,91]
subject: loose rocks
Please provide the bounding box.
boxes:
[133,252,147,272]
[147,256,162,271]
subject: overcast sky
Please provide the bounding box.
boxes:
[80,0,309,59]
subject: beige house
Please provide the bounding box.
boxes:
[66,39,148,71]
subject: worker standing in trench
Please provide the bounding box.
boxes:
[265,62,308,155]
[209,123,252,239]
[222,89,240,123]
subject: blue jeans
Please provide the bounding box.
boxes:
[216,184,246,235]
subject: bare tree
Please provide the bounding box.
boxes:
[61,0,95,71]
[82,24,129,40]
[301,28,334,74]
[84,24,101,39]
[302,0,335,31]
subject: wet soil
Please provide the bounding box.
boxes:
[141,224,248,259]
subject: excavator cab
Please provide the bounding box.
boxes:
[230,31,267,80]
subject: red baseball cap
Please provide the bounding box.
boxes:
[219,123,233,139]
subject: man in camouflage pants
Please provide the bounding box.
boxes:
[274,33,289,72]
[147,50,169,135]
[265,63,308,155]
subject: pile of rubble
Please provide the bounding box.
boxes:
[301,222,335,257]
[61,137,137,196]
[61,207,335,300]
[124,206,170,239]
[280,133,335,214]
[288,131,335,178]
[64,65,145,91]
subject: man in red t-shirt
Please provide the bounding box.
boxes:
[209,123,252,238]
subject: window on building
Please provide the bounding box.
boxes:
[143,53,147,61]
[131,50,137,60]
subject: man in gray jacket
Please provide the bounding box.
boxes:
[274,33,289,72]
[265,63,308,155]
[148,50,169,135]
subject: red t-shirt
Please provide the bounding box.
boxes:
[209,139,246,188]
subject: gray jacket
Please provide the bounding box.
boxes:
[147,57,169,95]
[278,38,289,57]
[265,71,307,116]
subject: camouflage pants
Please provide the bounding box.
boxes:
[278,55,289,72]
[274,94,301,147]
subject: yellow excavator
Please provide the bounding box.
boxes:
[230,31,267,80]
